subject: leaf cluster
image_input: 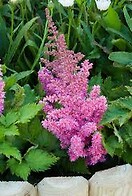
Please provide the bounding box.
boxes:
[101,85,132,163]
[0,71,59,180]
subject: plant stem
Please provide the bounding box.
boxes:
[10,5,14,45]
[67,8,73,48]
[31,20,48,70]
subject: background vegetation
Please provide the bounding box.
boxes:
[0,0,132,182]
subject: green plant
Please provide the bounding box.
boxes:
[0,0,49,74]
[101,91,132,163]
[0,69,59,180]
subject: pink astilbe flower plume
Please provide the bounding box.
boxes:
[38,8,108,165]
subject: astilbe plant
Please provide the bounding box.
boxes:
[38,8,108,165]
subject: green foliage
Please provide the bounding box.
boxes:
[52,0,132,168]
[102,91,132,163]
[0,124,19,136]
[0,71,59,180]
[8,159,31,181]
[0,0,132,180]
[103,7,121,31]
[25,148,59,172]
[0,143,21,161]
[4,70,33,90]
[0,15,9,58]
[101,103,130,126]
[4,15,38,66]
[4,112,18,127]
[23,84,37,104]
[109,52,132,65]
[88,73,103,91]
[0,156,6,174]
[8,149,59,180]
[63,158,90,174]
[18,104,42,124]
[123,4,132,32]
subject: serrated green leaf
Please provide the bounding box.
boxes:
[0,115,6,126]
[8,158,30,180]
[0,143,21,161]
[18,103,42,124]
[25,149,59,172]
[5,112,18,127]
[101,103,129,125]
[5,125,19,136]
[0,124,19,136]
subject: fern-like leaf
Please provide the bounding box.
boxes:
[25,149,59,172]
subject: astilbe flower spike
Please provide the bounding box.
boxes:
[38,8,107,165]
[0,65,5,115]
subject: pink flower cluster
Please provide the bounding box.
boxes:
[0,66,5,115]
[38,9,107,165]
